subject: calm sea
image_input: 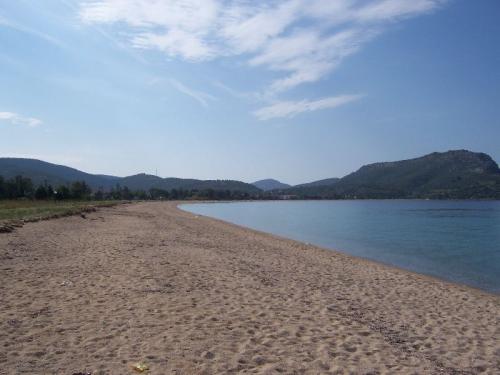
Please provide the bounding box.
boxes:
[180,200,500,294]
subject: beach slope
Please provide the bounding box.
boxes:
[0,202,498,374]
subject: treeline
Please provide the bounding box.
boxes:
[0,175,94,200]
[0,175,259,201]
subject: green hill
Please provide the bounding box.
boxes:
[294,178,340,188]
[0,159,261,194]
[252,179,291,191]
[284,177,341,197]
[288,150,500,199]
[0,158,117,190]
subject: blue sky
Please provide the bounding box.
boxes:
[1,0,499,184]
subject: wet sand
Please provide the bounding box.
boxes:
[0,202,498,374]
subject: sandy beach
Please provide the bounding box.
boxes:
[0,202,498,374]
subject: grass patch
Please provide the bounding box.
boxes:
[0,200,120,222]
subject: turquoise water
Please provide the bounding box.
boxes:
[180,200,500,294]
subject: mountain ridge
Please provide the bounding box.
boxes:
[0,158,260,194]
[286,150,500,199]
[1,150,499,199]
[252,179,291,191]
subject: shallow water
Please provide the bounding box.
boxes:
[180,200,500,294]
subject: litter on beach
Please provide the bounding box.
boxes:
[131,362,149,372]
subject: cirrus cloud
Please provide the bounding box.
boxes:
[169,78,217,108]
[253,94,363,121]
[0,111,42,127]
[79,0,446,94]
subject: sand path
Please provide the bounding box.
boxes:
[0,202,498,374]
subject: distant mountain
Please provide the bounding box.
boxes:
[294,177,340,188]
[0,158,116,190]
[287,150,500,199]
[119,174,260,194]
[119,174,176,191]
[283,177,341,197]
[193,180,261,193]
[252,179,291,191]
[293,177,340,188]
[2,150,499,199]
[0,158,261,194]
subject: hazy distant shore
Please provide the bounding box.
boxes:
[0,202,498,374]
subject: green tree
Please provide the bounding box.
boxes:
[94,189,104,200]
[35,185,48,200]
[111,184,123,200]
[46,185,55,198]
[170,189,179,200]
[70,181,92,200]
[55,185,70,200]
[0,176,5,199]
[15,175,34,198]
[149,188,169,200]
[134,190,147,200]
[2,176,34,198]
[121,186,132,200]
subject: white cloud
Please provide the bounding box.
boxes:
[219,1,302,54]
[80,0,220,61]
[354,0,444,22]
[133,30,215,61]
[169,79,216,108]
[253,94,363,121]
[0,112,42,127]
[79,0,445,93]
[253,28,377,93]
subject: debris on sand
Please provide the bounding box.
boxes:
[131,362,149,372]
[0,224,14,233]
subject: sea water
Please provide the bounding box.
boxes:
[180,200,500,294]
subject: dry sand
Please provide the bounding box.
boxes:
[0,202,498,374]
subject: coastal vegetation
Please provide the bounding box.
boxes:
[0,200,117,222]
[0,174,256,202]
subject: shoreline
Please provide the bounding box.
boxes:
[177,203,499,299]
[1,201,498,374]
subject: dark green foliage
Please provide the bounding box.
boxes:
[34,183,54,200]
[0,175,34,199]
[134,190,148,200]
[94,189,104,200]
[149,188,170,200]
[55,185,70,200]
[0,176,4,198]
[35,185,49,200]
[0,173,258,202]
[121,186,133,200]
[70,181,92,200]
